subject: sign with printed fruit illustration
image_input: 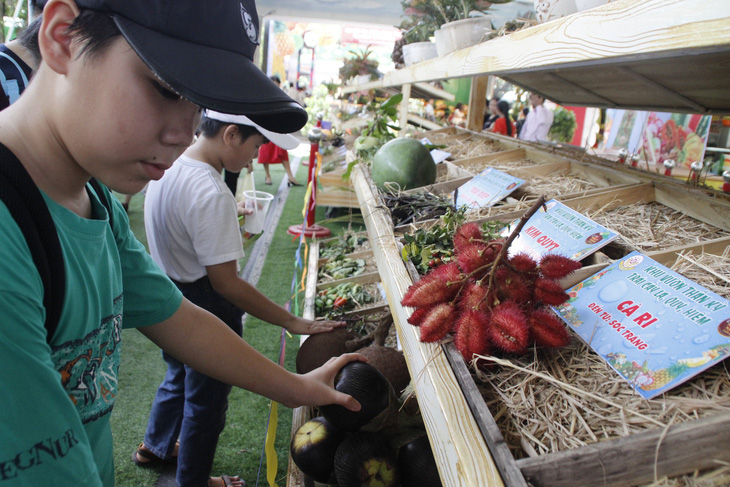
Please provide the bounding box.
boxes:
[555,252,730,399]
[501,199,618,262]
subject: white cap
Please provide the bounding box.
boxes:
[205,110,301,150]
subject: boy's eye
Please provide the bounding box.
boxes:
[153,80,182,101]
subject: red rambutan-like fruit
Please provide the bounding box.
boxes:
[528,308,572,348]
[457,244,491,276]
[509,252,538,273]
[535,278,570,306]
[455,309,492,360]
[487,301,529,354]
[401,263,462,308]
[496,271,533,304]
[453,222,483,252]
[539,254,582,280]
[419,302,457,342]
[407,306,432,327]
[458,281,490,314]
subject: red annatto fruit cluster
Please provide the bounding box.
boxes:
[401,222,582,362]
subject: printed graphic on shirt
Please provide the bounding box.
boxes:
[52,295,123,424]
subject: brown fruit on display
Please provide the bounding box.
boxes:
[296,328,359,374]
[319,361,392,432]
[290,416,346,484]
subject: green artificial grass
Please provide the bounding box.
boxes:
[111,159,363,486]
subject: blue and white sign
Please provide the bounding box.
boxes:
[502,199,618,261]
[555,251,730,399]
[455,167,524,209]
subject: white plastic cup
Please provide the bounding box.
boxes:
[243,190,274,234]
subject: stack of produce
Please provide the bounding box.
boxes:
[402,198,581,362]
[292,328,440,486]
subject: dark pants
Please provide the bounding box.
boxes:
[143,276,243,487]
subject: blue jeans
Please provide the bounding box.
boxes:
[144,276,243,487]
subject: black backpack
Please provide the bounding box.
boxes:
[0,143,114,343]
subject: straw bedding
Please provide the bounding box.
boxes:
[469,248,730,486]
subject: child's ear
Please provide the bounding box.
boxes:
[223,125,240,146]
[38,0,81,75]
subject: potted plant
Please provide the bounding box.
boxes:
[339,47,382,85]
[548,107,578,143]
[401,0,514,57]
[392,6,442,68]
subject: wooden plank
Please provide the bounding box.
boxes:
[645,236,730,266]
[516,412,730,487]
[316,270,381,290]
[509,160,571,179]
[467,75,489,132]
[653,181,730,232]
[340,0,730,114]
[352,163,506,487]
[399,83,411,131]
[287,241,320,487]
[318,249,373,266]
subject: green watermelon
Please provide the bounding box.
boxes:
[371,138,436,191]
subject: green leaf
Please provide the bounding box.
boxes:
[380,93,403,110]
[401,246,410,262]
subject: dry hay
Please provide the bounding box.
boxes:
[426,131,503,159]
[586,202,730,253]
[519,173,600,198]
[667,248,730,300]
[455,157,541,175]
[469,249,730,485]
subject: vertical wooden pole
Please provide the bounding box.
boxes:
[399,83,412,135]
[467,75,490,132]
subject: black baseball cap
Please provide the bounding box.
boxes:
[37,0,308,133]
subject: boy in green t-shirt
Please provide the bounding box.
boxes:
[0,1,362,485]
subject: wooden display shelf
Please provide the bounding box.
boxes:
[287,240,395,487]
[350,141,730,485]
[352,163,507,487]
[341,0,730,115]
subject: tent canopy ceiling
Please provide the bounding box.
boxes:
[255,0,403,26]
[255,0,535,28]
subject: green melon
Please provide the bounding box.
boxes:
[371,138,436,191]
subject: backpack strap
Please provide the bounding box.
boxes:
[0,143,65,342]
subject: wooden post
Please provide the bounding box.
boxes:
[467,75,489,132]
[399,83,411,134]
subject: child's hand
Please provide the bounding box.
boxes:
[302,353,367,412]
[284,316,345,335]
[237,201,254,216]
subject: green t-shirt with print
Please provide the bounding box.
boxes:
[0,183,182,486]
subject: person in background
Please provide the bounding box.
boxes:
[0,6,42,108]
[450,102,466,127]
[519,92,554,142]
[482,97,499,130]
[490,100,516,138]
[0,1,363,485]
[515,106,529,138]
[137,110,332,487]
[0,1,43,110]
[258,75,301,186]
[424,99,435,121]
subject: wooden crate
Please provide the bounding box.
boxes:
[317,163,359,209]
[286,239,395,487]
[351,160,730,487]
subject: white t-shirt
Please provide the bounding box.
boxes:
[519,104,554,143]
[144,155,245,283]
